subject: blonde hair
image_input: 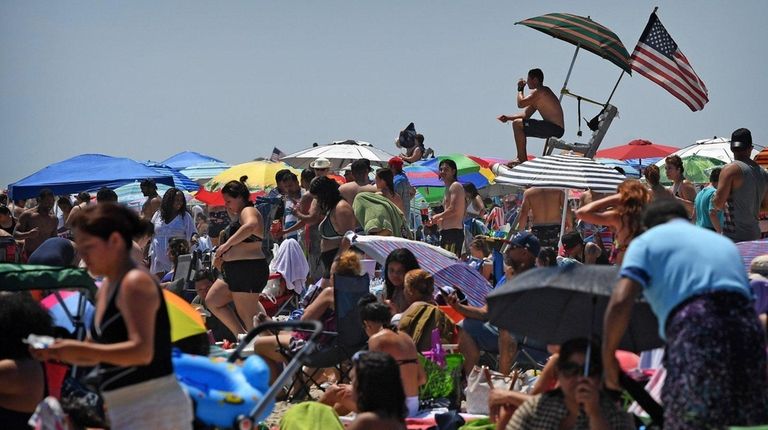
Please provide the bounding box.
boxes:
[404,269,434,299]
[333,250,362,277]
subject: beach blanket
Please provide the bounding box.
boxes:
[353,192,406,237]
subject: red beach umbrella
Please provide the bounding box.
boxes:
[596,139,678,160]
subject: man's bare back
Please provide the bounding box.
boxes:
[339,182,377,204]
[529,86,564,129]
[518,187,565,228]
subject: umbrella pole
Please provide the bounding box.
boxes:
[559,45,581,102]
[584,295,598,377]
[559,190,568,247]
[603,70,625,107]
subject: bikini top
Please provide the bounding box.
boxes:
[224,219,263,243]
[319,209,343,240]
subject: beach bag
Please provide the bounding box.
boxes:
[464,366,523,415]
[60,372,107,428]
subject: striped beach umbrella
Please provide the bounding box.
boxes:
[493,154,626,192]
[346,232,491,307]
[142,161,200,192]
[282,140,395,171]
[517,13,631,74]
[179,161,232,185]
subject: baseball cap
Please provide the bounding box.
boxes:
[561,231,584,250]
[388,156,404,168]
[509,231,541,257]
[309,157,331,169]
[731,128,753,150]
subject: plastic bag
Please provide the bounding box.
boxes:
[464,366,523,415]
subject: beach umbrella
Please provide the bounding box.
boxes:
[162,289,207,343]
[735,239,768,275]
[113,181,202,211]
[142,162,200,192]
[195,160,299,206]
[753,147,768,168]
[596,158,641,178]
[517,13,631,74]
[178,161,232,185]
[667,137,762,164]
[493,154,626,244]
[487,264,663,352]
[161,151,224,170]
[517,13,631,107]
[346,232,491,307]
[281,140,395,171]
[595,139,678,160]
[41,291,95,335]
[405,154,497,204]
[655,154,726,185]
[8,154,175,200]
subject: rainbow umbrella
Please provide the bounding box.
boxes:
[163,289,207,343]
[195,160,300,206]
[405,154,496,205]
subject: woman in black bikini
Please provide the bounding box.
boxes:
[206,176,269,336]
[311,176,357,284]
[30,203,192,429]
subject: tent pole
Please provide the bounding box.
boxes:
[559,45,581,102]
[559,190,568,247]
[604,70,625,106]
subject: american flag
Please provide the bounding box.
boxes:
[630,12,709,111]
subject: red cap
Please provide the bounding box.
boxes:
[388,156,404,168]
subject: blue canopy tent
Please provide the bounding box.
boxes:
[8,154,175,200]
[142,162,200,192]
[161,151,224,170]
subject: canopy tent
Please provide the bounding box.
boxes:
[161,151,224,170]
[8,154,175,200]
[142,162,200,192]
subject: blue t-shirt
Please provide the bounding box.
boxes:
[693,186,724,230]
[620,219,751,339]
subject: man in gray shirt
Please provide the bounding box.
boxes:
[713,128,768,242]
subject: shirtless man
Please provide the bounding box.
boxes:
[431,159,466,257]
[140,179,162,220]
[497,68,565,164]
[338,159,377,204]
[14,189,58,259]
[517,187,571,248]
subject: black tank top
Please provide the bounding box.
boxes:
[90,270,173,391]
[1,217,15,235]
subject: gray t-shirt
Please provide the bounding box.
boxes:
[723,160,768,242]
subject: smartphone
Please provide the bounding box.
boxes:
[23,334,55,349]
[436,285,451,296]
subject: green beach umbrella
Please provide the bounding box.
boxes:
[657,155,725,185]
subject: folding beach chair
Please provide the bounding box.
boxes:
[543,104,619,158]
[282,273,370,399]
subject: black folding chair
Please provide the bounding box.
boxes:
[281,274,370,400]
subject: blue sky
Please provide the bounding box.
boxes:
[2,1,767,190]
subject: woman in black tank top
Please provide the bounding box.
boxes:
[29,203,192,429]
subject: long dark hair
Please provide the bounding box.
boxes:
[309,176,342,214]
[384,248,420,300]
[0,293,53,360]
[354,351,406,420]
[376,168,395,193]
[70,203,153,250]
[160,187,188,224]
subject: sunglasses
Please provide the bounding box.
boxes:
[314,168,328,172]
[558,361,602,377]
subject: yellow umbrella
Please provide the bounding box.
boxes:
[195,160,299,206]
[163,289,207,343]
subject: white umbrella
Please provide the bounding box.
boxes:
[668,137,762,164]
[281,140,395,170]
[492,154,627,243]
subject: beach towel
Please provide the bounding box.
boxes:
[269,238,309,295]
[279,402,344,430]
[353,192,406,237]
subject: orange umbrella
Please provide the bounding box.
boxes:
[755,147,768,168]
[163,289,206,342]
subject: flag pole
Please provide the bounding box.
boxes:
[604,71,625,106]
[559,45,581,102]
